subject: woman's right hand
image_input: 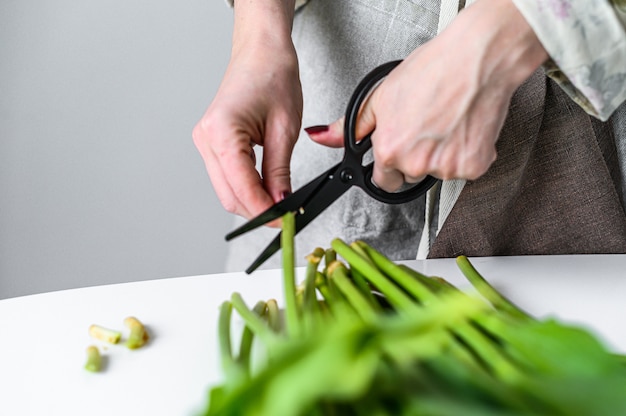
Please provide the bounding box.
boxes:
[193,1,302,222]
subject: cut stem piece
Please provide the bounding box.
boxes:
[88,324,122,344]
[84,345,102,372]
[124,316,149,349]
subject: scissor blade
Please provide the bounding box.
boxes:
[225,165,337,241]
[225,205,288,241]
[292,172,352,233]
[244,171,351,274]
[245,233,282,274]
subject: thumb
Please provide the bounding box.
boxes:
[352,90,378,141]
[305,91,378,148]
[304,118,344,148]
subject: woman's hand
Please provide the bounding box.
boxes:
[307,0,548,191]
[193,1,302,221]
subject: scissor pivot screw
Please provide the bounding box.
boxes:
[340,169,354,183]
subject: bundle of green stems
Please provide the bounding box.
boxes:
[203,212,626,416]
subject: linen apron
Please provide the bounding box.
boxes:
[429,69,626,257]
[224,0,626,271]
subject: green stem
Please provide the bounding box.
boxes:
[331,239,416,311]
[324,266,349,313]
[230,293,278,346]
[303,249,325,332]
[398,264,458,295]
[349,241,375,266]
[328,261,378,323]
[237,300,267,376]
[345,243,382,310]
[304,248,324,311]
[281,211,301,337]
[314,271,333,303]
[449,321,523,383]
[266,299,282,333]
[613,353,626,367]
[218,301,238,378]
[456,256,532,322]
[323,248,337,273]
[351,267,383,312]
[446,336,487,374]
[355,241,437,304]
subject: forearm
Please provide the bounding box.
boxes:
[231,0,297,57]
[452,0,548,92]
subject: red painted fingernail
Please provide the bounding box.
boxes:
[304,125,329,135]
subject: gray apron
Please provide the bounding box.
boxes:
[225,0,626,271]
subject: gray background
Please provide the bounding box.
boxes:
[1,0,235,299]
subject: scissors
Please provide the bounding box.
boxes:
[226,60,438,273]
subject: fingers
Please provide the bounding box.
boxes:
[403,174,427,184]
[193,31,304,226]
[370,130,439,192]
[371,166,405,192]
[193,116,275,220]
[262,117,298,204]
[428,137,496,181]
[370,135,499,192]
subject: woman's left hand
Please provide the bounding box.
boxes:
[307,0,548,191]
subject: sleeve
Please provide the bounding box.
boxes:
[511,0,626,121]
[223,0,309,10]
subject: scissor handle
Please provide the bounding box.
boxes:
[343,60,438,204]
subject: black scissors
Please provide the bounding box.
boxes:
[226,60,438,273]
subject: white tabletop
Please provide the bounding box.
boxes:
[1,255,625,415]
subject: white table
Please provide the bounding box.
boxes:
[1,255,625,415]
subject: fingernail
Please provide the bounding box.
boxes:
[304,125,329,135]
[280,190,292,200]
